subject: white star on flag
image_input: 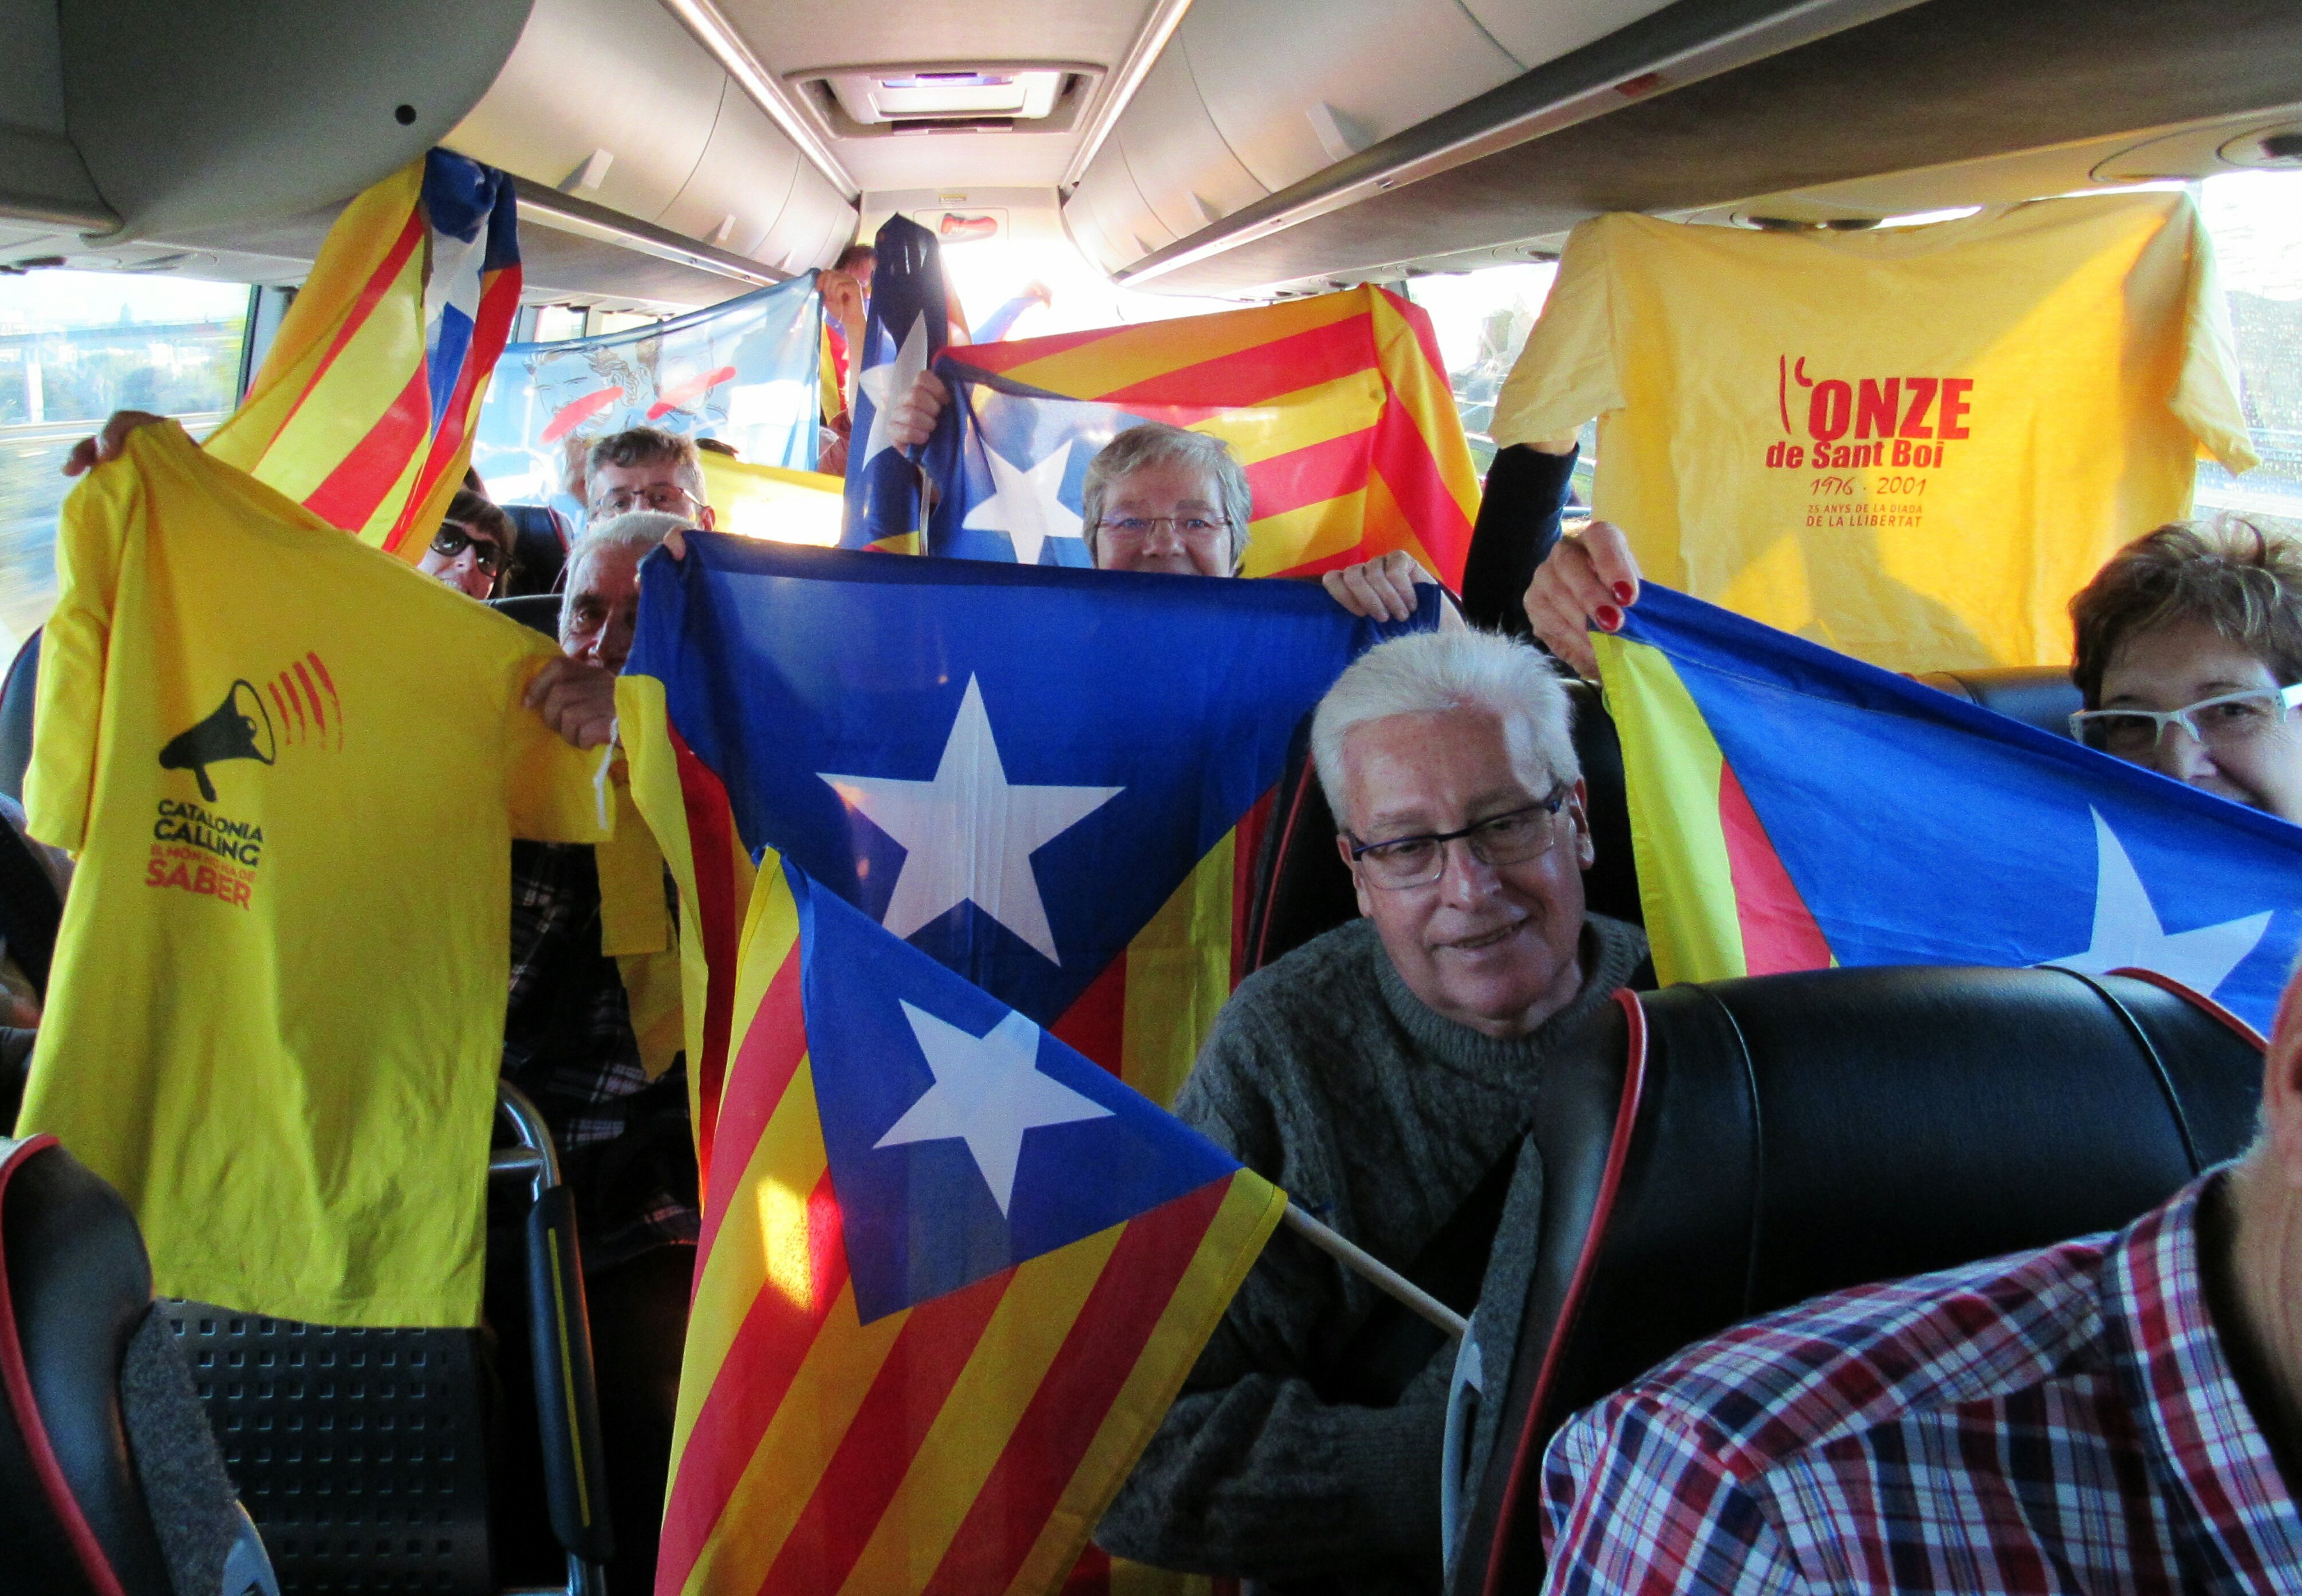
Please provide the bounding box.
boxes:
[875,1002,1113,1215]
[421,223,486,350]
[962,438,1085,564]
[857,312,931,469]
[2037,809,2272,998]
[819,675,1122,964]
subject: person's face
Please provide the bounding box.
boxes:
[588,460,716,531]
[2098,617,2302,824]
[1094,460,1232,577]
[1334,707,1594,1039]
[560,543,648,671]
[416,519,506,600]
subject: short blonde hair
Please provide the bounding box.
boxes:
[1081,424,1251,575]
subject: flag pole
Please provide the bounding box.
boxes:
[1281,1203,1469,1339]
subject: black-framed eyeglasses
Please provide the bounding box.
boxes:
[429,522,509,577]
[1096,515,1229,541]
[1345,787,1572,890]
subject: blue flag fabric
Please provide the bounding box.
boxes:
[912,375,1146,566]
[1618,586,2302,1031]
[622,534,1436,1027]
[792,862,1243,1321]
[841,214,948,547]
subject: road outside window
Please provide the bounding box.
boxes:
[0,272,251,656]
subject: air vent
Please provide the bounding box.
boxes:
[828,68,1062,125]
[889,116,1016,136]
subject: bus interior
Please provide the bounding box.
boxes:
[2,1,2301,1593]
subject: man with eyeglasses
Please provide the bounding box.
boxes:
[584,426,718,531]
[1098,628,1647,1595]
[416,490,516,600]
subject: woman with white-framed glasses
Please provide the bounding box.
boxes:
[2068,518,2302,824]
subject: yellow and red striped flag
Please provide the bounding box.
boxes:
[206,150,521,560]
[842,238,1478,589]
[635,853,1283,1596]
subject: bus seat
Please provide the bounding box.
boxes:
[0,1132,273,1596]
[490,594,564,639]
[1450,964,2262,1595]
[1240,680,1643,977]
[1911,665,2080,737]
[1,628,40,806]
[166,1084,612,1596]
[500,506,572,601]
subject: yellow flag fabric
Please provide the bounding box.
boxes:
[1492,195,2257,671]
[696,451,845,547]
[18,423,609,1327]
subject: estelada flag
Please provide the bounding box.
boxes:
[206,149,519,561]
[1597,585,2302,1034]
[613,534,1435,1179]
[843,214,950,553]
[651,860,1283,1596]
[842,270,1480,585]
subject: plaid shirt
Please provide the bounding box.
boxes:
[504,840,697,1272]
[1542,1176,2302,1594]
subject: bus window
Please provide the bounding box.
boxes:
[2194,167,2302,537]
[1407,261,1559,478]
[0,272,251,657]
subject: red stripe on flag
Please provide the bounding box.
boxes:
[1368,389,1473,588]
[656,1167,848,1591]
[919,1180,1232,1596]
[1051,955,1127,1078]
[695,945,805,1258]
[951,325,1131,376]
[759,1270,1016,1594]
[273,210,427,444]
[671,725,744,1184]
[1381,287,1449,386]
[1243,428,1374,524]
[1061,1546,1113,1595]
[543,387,622,444]
[385,265,523,553]
[302,362,433,531]
[1095,317,1375,411]
[1718,761,1832,975]
[1231,791,1275,992]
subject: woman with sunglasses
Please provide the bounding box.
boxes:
[2069,517,2302,824]
[418,489,517,600]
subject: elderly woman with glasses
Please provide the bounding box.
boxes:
[2067,518,2302,824]
[880,368,1444,620]
[1097,628,1646,1593]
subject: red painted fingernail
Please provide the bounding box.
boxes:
[1612,582,1635,604]
[1595,605,1623,632]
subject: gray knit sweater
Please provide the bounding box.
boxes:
[1097,912,1648,1594]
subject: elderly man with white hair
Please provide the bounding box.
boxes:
[1097,628,1649,1595]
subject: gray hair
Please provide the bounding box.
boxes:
[583,426,708,507]
[1081,423,1252,576]
[559,510,685,636]
[1311,629,1580,830]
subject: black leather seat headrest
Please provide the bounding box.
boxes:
[491,592,564,639]
[1912,665,2080,738]
[1461,963,2264,1594]
[0,629,40,806]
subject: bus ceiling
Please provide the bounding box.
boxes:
[0,0,2297,308]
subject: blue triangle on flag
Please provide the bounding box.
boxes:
[791,862,1243,1322]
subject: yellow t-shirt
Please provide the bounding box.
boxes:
[1491,195,2258,671]
[18,423,609,1327]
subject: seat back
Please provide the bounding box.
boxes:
[499,506,571,600]
[1,628,40,806]
[490,593,564,640]
[1,1134,259,1596]
[1912,664,2080,736]
[1458,964,2264,1595]
[1239,681,1641,975]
